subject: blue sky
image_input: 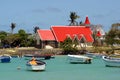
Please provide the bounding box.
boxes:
[0,0,120,33]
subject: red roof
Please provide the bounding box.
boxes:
[70,34,83,41]
[96,31,101,37]
[51,26,94,42]
[37,30,55,41]
[84,16,90,25]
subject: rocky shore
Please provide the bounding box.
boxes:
[0,47,120,56]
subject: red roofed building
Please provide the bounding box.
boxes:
[36,30,57,48]
[36,26,94,48]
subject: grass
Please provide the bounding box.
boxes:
[86,46,120,54]
[0,46,120,56]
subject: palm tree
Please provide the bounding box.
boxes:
[10,23,16,34]
[69,12,80,26]
[33,26,40,33]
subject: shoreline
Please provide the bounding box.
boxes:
[0,47,120,56]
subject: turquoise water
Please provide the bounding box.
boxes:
[0,55,120,80]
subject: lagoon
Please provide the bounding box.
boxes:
[0,55,120,80]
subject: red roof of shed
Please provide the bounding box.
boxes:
[51,26,93,42]
[37,30,55,41]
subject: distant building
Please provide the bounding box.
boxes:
[36,29,56,48]
[36,16,95,48]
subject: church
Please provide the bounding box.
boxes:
[35,16,103,49]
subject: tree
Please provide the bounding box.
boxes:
[112,23,120,29]
[105,23,120,53]
[10,23,16,34]
[0,31,7,47]
[33,26,39,33]
[4,34,20,47]
[18,29,28,47]
[69,12,80,26]
[111,23,120,39]
[27,37,35,46]
[60,37,78,55]
[73,36,79,48]
[0,31,7,40]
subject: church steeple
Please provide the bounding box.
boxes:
[84,16,90,27]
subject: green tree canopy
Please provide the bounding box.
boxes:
[4,34,20,47]
[18,29,28,47]
[0,31,7,40]
[105,23,120,47]
[60,37,79,55]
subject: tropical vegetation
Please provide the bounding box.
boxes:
[0,29,35,48]
[69,12,80,26]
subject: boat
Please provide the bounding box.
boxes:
[24,54,53,60]
[0,54,11,63]
[102,56,120,67]
[11,55,19,58]
[67,54,92,64]
[85,52,103,59]
[26,58,46,71]
[24,54,34,60]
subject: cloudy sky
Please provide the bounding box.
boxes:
[0,0,120,33]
